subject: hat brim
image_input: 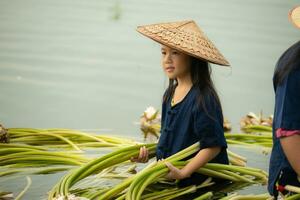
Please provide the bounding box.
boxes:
[289,6,300,29]
[137,27,230,66]
[136,20,230,66]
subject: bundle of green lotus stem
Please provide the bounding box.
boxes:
[49,142,265,200]
[240,112,273,133]
[124,161,267,200]
[6,127,138,150]
[0,143,89,177]
[48,143,157,199]
[225,133,273,148]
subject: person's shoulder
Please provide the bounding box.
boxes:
[191,88,220,112]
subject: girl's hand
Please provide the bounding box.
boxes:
[165,162,189,180]
[130,146,149,163]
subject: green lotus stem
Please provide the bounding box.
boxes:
[84,188,111,200]
[219,170,254,183]
[0,151,88,164]
[95,135,137,144]
[229,157,246,167]
[0,156,84,166]
[142,187,188,200]
[227,150,247,162]
[133,166,168,199]
[163,185,196,200]
[115,193,126,200]
[98,173,136,199]
[193,192,213,200]
[33,166,72,175]
[242,125,272,132]
[0,148,37,156]
[15,176,32,200]
[196,167,238,182]
[0,143,46,150]
[204,163,267,181]
[286,194,300,200]
[285,185,300,193]
[9,128,107,143]
[10,131,81,149]
[225,133,271,139]
[226,139,253,146]
[0,169,24,177]
[46,129,109,143]
[2,163,49,168]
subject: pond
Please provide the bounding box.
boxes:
[0,0,299,199]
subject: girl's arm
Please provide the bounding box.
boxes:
[165,146,221,180]
[280,134,300,176]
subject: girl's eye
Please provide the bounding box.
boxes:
[172,51,178,55]
[161,51,166,55]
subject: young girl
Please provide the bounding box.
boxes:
[131,20,230,186]
[268,6,300,198]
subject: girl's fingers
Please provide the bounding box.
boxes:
[132,146,149,163]
[140,146,145,161]
[142,146,148,163]
[165,162,177,172]
[164,161,172,169]
[138,147,143,161]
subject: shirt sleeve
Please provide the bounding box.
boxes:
[276,128,300,138]
[278,68,300,130]
[192,95,227,149]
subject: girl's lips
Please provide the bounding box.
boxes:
[165,67,175,72]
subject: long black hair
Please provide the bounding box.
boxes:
[274,41,300,88]
[163,56,223,120]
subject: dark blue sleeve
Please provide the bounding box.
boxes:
[192,96,227,149]
[277,68,300,130]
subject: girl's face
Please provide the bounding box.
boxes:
[161,45,191,80]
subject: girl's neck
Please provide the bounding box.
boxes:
[176,75,193,89]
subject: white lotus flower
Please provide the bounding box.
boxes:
[144,106,157,120]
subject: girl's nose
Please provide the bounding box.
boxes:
[164,53,172,63]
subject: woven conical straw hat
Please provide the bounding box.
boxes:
[137,20,230,66]
[289,6,300,29]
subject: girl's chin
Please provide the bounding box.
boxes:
[165,72,177,79]
[166,75,176,79]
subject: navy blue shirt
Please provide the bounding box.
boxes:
[156,86,228,164]
[268,41,300,196]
